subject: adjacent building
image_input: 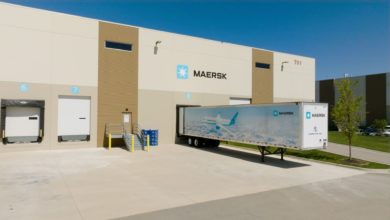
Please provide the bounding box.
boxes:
[0,3,315,148]
[316,73,390,129]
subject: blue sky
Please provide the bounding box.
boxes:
[3,0,389,80]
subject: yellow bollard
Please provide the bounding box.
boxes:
[108,133,112,151]
[131,135,134,153]
[147,135,150,152]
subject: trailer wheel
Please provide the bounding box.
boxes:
[194,138,200,148]
[187,137,193,146]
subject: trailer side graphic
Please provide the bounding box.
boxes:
[178,102,328,159]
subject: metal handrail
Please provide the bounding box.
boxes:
[105,123,124,136]
[132,123,145,147]
[105,123,149,151]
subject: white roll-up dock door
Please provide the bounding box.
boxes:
[229,98,251,105]
[5,106,41,143]
[58,96,91,142]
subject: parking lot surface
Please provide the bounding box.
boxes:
[0,144,366,219]
[118,173,390,220]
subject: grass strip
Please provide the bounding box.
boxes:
[328,131,390,153]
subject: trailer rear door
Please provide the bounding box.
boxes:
[302,103,328,149]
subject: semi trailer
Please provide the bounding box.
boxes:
[177,102,328,161]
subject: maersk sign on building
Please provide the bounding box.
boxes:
[176,65,189,80]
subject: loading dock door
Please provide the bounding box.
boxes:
[5,107,40,142]
[229,98,251,105]
[58,96,91,141]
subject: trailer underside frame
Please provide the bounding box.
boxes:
[257,146,286,162]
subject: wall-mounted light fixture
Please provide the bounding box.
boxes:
[154,40,162,55]
[281,61,289,71]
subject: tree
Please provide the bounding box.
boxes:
[331,78,362,160]
[372,119,387,135]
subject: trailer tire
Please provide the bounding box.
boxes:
[194,138,201,148]
[187,137,193,146]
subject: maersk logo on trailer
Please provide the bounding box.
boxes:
[274,110,294,117]
[176,65,189,80]
[306,112,325,119]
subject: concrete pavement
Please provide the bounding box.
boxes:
[0,144,364,220]
[117,173,390,220]
[323,142,390,165]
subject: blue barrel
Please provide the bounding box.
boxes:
[142,129,158,146]
[141,129,149,136]
[150,129,158,146]
[141,129,149,144]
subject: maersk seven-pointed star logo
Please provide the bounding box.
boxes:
[177,64,189,79]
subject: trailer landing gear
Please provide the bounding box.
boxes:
[257,146,286,162]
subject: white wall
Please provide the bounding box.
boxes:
[0,3,99,87]
[138,28,252,97]
[273,52,315,102]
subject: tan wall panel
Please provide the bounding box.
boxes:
[138,90,175,144]
[98,22,139,147]
[252,49,274,104]
[0,81,97,148]
[138,90,230,144]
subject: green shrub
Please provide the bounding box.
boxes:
[372,119,387,135]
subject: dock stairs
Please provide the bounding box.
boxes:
[105,123,150,152]
[123,133,143,151]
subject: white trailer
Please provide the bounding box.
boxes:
[178,102,328,161]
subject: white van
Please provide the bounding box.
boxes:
[384,125,390,137]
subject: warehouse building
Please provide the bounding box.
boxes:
[0,3,315,148]
[316,73,390,129]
